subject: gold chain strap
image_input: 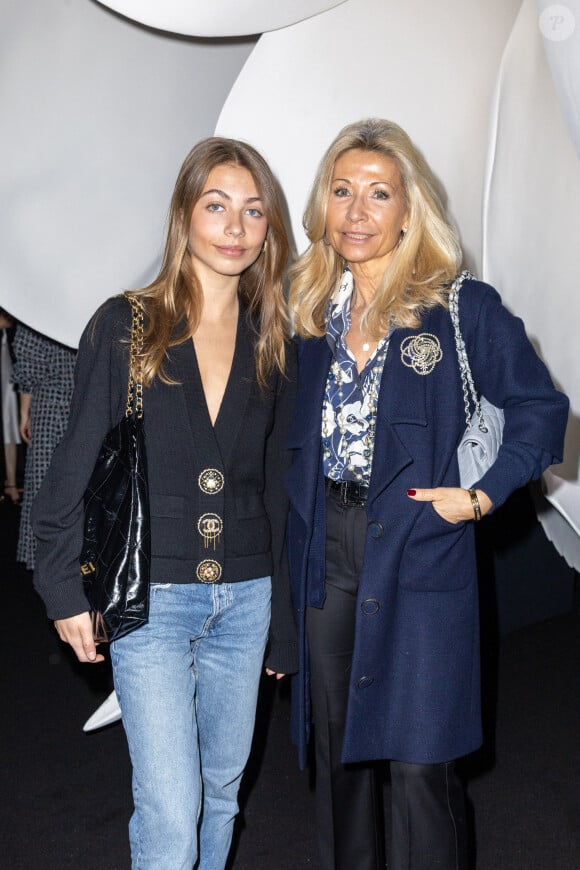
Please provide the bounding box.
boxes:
[125,294,145,419]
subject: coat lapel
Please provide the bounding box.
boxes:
[368,327,428,502]
[287,328,434,514]
[287,337,331,448]
[285,337,330,523]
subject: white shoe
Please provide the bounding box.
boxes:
[83,689,122,732]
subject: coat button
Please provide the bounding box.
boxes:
[361,598,380,615]
[357,675,374,689]
[368,521,384,538]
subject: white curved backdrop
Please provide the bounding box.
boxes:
[96,0,348,37]
[0,0,255,346]
[216,0,522,265]
[537,0,580,156]
[483,0,580,478]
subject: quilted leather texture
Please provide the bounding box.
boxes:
[457,396,505,489]
[81,413,150,641]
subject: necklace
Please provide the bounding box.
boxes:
[349,294,373,354]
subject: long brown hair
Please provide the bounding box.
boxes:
[289,118,462,338]
[129,137,291,386]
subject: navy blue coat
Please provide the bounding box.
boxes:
[285,278,568,767]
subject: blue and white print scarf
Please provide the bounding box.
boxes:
[322,268,389,485]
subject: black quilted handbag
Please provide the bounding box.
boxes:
[80,294,150,642]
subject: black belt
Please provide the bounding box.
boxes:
[325,477,369,506]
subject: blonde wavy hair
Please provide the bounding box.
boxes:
[128,137,291,387]
[289,118,463,338]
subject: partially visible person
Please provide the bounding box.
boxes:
[32,137,296,870]
[10,324,76,568]
[0,309,21,504]
[285,118,569,870]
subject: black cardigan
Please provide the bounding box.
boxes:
[32,296,298,674]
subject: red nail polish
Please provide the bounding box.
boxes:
[407,489,416,496]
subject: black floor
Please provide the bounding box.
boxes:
[1,497,580,869]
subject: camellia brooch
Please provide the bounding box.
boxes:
[400,333,443,375]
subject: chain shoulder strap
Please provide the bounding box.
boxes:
[448,270,488,433]
[125,293,145,419]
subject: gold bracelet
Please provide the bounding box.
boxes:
[468,489,482,522]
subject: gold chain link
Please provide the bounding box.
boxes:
[125,294,145,419]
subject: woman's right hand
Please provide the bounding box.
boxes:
[54,612,105,663]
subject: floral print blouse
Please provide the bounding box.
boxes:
[322,269,389,486]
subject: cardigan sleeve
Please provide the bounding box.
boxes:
[31,297,130,619]
[263,340,299,675]
[458,281,569,509]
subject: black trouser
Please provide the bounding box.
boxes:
[306,488,468,870]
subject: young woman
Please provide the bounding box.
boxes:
[32,137,297,870]
[285,118,568,870]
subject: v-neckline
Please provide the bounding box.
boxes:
[167,309,256,470]
[191,310,241,429]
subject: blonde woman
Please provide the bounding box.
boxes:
[285,119,568,870]
[32,137,297,870]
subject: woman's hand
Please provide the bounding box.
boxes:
[54,612,105,663]
[265,668,286,681]
[406,487,492,523]
[19,393,32,444]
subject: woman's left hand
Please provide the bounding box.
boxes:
[265,668,286,681]
[407,487,492,523]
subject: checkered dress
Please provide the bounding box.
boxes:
[11,325,76,569]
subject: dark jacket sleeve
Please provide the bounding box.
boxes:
[263,341,298,675]
[460,281,569,508]
[31,297,130,619]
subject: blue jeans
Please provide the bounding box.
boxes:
[111,577,271,870]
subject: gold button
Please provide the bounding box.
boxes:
[196,559,222,584]
[197,513,223,549]
[198,468,224,495]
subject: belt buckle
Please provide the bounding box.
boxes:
[341,480,360,506]
[338,480,349,505]
[326,477,366,506]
